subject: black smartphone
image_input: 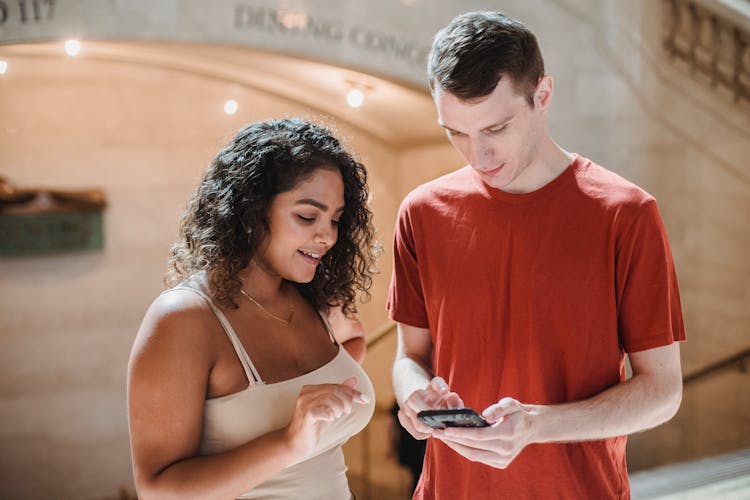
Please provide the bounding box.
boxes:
[417,408,490,429]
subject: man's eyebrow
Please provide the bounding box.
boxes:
[437,114,514,134]
[481,115,514,131]
[437,121,460,133]
[295,198,345,213]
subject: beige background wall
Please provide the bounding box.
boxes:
[1,0,749,499]
[0,49,407,498]
[571,0,750,470]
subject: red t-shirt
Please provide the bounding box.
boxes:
[388,155,686,499]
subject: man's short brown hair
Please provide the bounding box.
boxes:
[428,11,545,106]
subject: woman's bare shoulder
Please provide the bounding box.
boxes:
[130,287,221,365]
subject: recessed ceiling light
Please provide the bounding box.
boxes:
[64,39,81,57]
[346,88,365,108]
[224,99,239,115]
[0,60,7,75]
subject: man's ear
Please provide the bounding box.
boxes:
[535,75,553,111]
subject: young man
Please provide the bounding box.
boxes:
[389,11,686,499]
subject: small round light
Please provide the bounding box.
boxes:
[224,99,239,115]
[346,88,364,108]
[64,39,81,57]
[0,60,7,75]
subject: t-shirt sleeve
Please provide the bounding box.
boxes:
[387,197,430,328]
[616,199,686,352]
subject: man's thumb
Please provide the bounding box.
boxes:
[482,397,520,423]
[429,376,449,393]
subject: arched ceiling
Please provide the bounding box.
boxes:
[0,40,445,149]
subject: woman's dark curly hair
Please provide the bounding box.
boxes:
[166,118,377,314]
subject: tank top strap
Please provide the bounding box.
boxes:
[317,309,339,346]
[166,286,264,385]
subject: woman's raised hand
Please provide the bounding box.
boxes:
[283,376,370,457]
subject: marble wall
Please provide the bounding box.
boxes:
[548,0,750,471]
[350,0,750,485]
[1,0,749,498]
[0,48,403,498]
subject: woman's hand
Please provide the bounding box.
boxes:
[283,376,370,456]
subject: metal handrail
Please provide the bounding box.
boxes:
[365,319,397,349]
[358,320,750,496]
[360,319,397,498]
[683,347,750,385]
[364,319,750,387]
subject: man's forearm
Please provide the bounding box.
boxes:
[531,371,682,443]
[393,355,433,407]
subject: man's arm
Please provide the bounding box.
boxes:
[393,323,463,439]
[434,342,682,469]
[532,342,682,441]
[393,323,434,406]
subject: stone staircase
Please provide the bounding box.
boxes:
[631,448,750,499]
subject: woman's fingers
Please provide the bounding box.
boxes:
[341,375,358,388]
[287,378,371,457]
[298,380,369,420]
[339,376,371,403]
[301,381,370,407]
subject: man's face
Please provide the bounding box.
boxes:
[435,77,547,192]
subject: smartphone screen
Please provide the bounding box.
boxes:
[417,408,490,429]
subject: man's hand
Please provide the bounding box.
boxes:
[432,397,539,469]
[431,343,683,469]
[397,376,464,440]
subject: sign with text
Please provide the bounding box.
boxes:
[0,0,56,26]
[0,0,457,87]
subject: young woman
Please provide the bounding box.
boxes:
[127,118,377,499]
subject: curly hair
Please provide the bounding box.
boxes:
[166,118,377,314]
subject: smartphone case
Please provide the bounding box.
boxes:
[417,408,490,429]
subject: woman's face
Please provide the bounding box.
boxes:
[253,166,345,283]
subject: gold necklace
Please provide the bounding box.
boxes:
[240,288,294,325]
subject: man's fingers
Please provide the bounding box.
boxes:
[435,436,499,465]
[435,426,501,445]
[421,391,442,408]
[404,404,435,435]
[444,392,464,409]
[482,397,522,423]
[410,388,445,411]
[398,406,433,438]
[408,377,456,410]
[429,376,450,393]
[396,378,463,440]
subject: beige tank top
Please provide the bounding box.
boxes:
[169,286,375,500]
